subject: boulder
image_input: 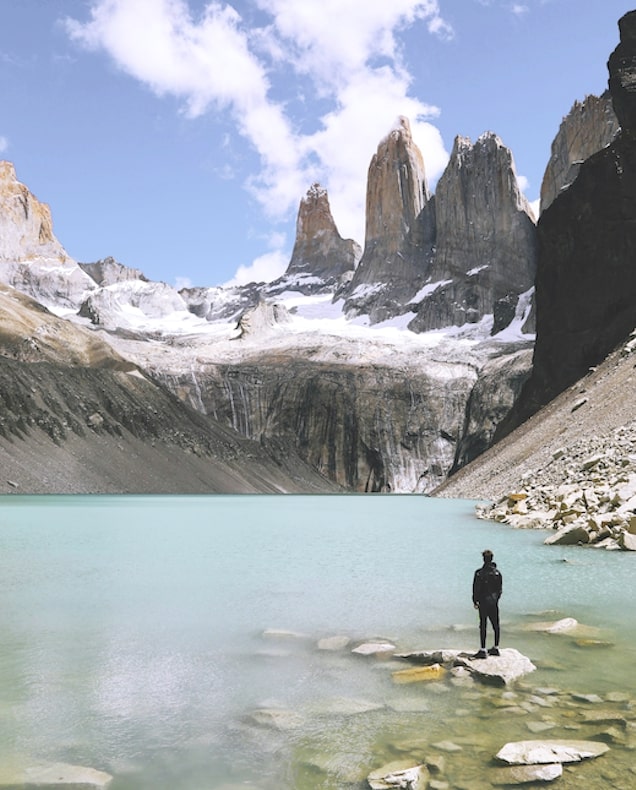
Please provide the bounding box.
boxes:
[618,529,636,550]
[495,739,609,765]
[544,524,589,545]
[454,647,536,686]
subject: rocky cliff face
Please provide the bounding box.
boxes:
[498,10,636,437]
[0,161,96,309]
[151,348,479,493]
[409,133,537,334]
[341,117,433,321]
[540,92,619,214]
[0,282,335,494]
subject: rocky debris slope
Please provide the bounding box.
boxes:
[436,327,636,550]
[409,133,537,335]
[500,11,636,435]
[540,92,619,214]
[475,419,636,551]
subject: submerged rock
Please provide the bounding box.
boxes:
[0,761,113,788]
[491,762,562,785]
[495,739,609,765]
[392,663,446,684]
[367,760,429,790]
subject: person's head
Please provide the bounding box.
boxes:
[482,549,494,563]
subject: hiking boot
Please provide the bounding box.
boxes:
[488,647,500,656]
[473,649,488,659]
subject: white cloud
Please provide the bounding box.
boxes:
[511,3,529,15]
[66,0,453,270]
[224,248,288,287]
[516,174,529,192]
[0,136,8,153]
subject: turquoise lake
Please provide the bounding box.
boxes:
[0,494,634,788]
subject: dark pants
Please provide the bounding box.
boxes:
[478,597,500,649]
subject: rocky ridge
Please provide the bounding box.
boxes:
[540,91,619,213]
[409,132,537,335]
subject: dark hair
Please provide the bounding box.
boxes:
[482,549,493,560]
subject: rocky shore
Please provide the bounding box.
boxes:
[243,626,635,789]
[476,423,636,551]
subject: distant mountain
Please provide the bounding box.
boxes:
[1,10,629,494]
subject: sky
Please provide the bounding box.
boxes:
[1,1,634,289]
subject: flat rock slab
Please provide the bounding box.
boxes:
[492,763,563,785]
[454,648,536,686]
[496,739,609,765]
[0,762,113,788]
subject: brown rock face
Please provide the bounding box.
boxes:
[342,117,431,318]
[540,93,619,213]
[497,11,636,437]
[285,183,360,280]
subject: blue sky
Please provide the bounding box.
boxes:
[1,0,633,289]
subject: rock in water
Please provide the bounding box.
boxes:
[454,647,536,685]
[367,760,429,790]
[492,763,563,785]
[495,739,609,765]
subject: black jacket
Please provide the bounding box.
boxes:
[472,561,502,606]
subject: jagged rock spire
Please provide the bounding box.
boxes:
[284,183,360,280]
[409,132,537,332]
[348,117,430,290]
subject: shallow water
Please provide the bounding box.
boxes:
[0,494,634,788]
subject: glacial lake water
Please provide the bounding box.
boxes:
[1,494,635,789]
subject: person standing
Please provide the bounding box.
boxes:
[472,549,502,659]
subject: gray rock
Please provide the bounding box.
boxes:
[454,647,536,686]
[352,641,396,657]
[495,739,609,765]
